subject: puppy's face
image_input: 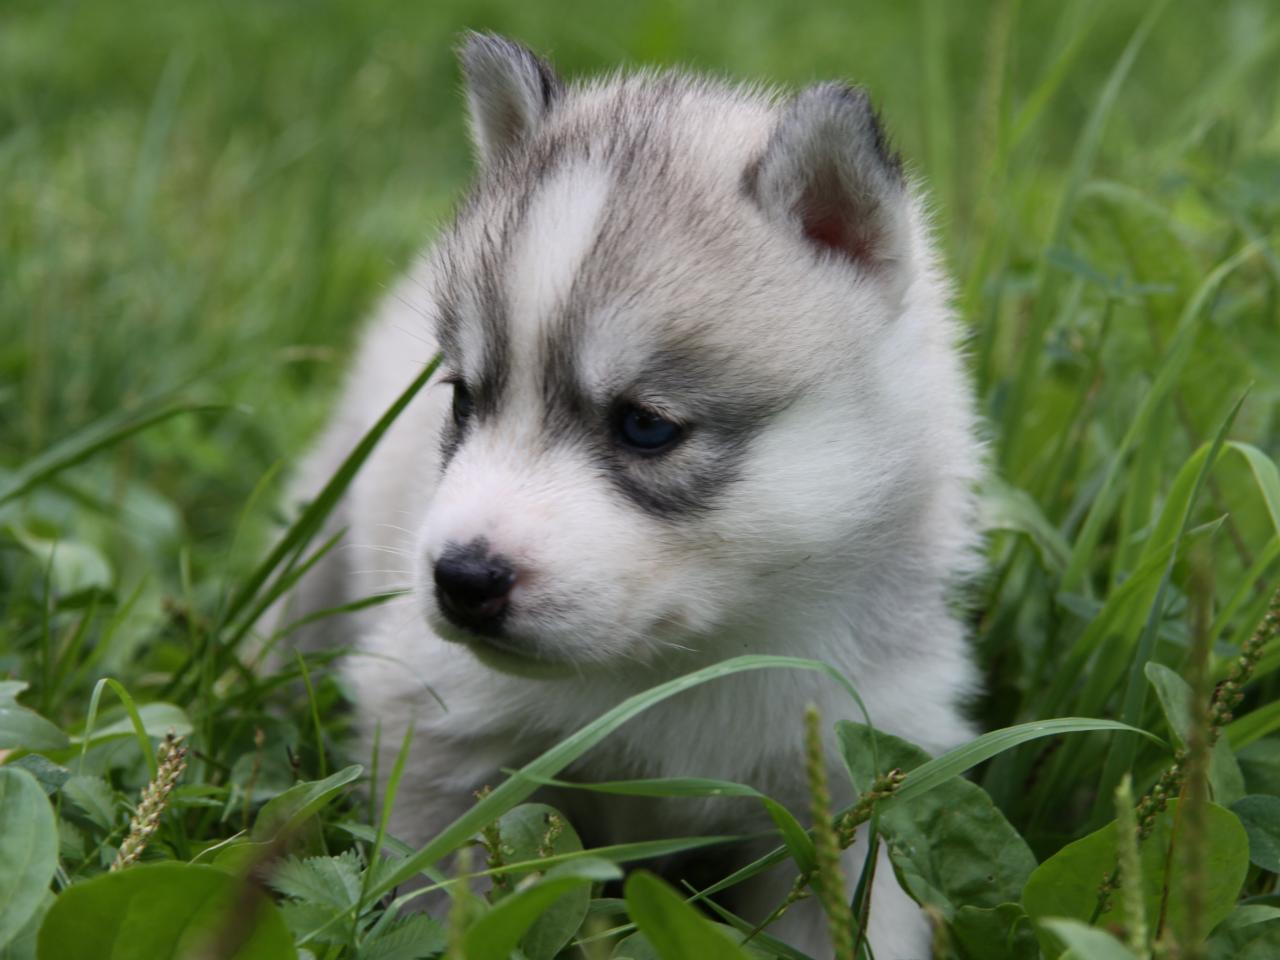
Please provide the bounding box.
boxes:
[412,38,916,672]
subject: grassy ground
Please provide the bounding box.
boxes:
[2,1,1279,958]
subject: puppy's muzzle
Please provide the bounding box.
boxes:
[433,539,516,634]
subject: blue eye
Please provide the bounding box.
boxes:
[617,404,683,453]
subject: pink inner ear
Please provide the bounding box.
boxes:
[802,205,878,265]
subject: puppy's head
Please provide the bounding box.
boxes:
[415,35,931,672]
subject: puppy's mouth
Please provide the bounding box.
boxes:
[465,636,578,679]
[427,607,577,678]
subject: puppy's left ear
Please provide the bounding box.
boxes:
[747,83,910,280]
[458,32,562,167]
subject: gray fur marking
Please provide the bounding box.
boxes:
[458,32,563,166]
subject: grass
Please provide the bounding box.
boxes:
[2,0,1279,958]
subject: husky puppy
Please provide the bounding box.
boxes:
[285,33,983,958]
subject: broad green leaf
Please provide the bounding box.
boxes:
[0,892,51,960]
[838,723,1037,917]
[462,858,619,960]
[1210,739,1247,807]
[1143,668,1247,805]
[613,932,663,960]
[1214,904,1280,931]
[1208,905,1280,960]
[1238,737,1280,795]
[0,683,69,752]
[487,803,591,960]
[224,747,297,817]
[250,764,362,842]
[1039,919,1138,960]
[0,769,58,950]
[204,835,267,873]
[690,716,1157,913]
[35,862,293,960]
[1231,795,1280,872]
[56,820,86,862]
[952,902,1039,960]
[1145,661,1194,747]
[623,871,752,960]
[1240,925,1280,960]
[488,802,585,877]
[9,528,112,595]
[1023,800,1248,958]
[61,775,117,830]
[360,913,446,960]
[277,901,344,945]
[267,850,362,910]
[8,756,69,796]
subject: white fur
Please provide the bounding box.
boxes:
[282,39,983,960]
[508,162,611,334]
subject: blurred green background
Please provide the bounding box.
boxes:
[2,0,1278,676]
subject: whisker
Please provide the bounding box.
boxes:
[351,543,418,559]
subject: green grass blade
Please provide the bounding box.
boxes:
[1208,536,1280,648]
[694,888,814,960]
[1061,244,1259,592]
[387,835,747,903]
[267,591,406,645]
[886,717,1163,810]
[79,678,161,779]
[0,401,220,508]
[1044,537,1187,715]
[507,773,771,799]
[1225,698,1280,750]
[507,771,817,874]
[1093,391,1247,819]
[1227,441,1280,534]
[1001,1,1166,471]
[218,526,349,666]
[216,355,440,643]
[357,722,414,920]
[294,650,327,780]
[366,655,866,902]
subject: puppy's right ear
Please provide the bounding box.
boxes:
[746,83,909,280]
[458,33,562,167]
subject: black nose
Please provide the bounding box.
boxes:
[433,541,516,632]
